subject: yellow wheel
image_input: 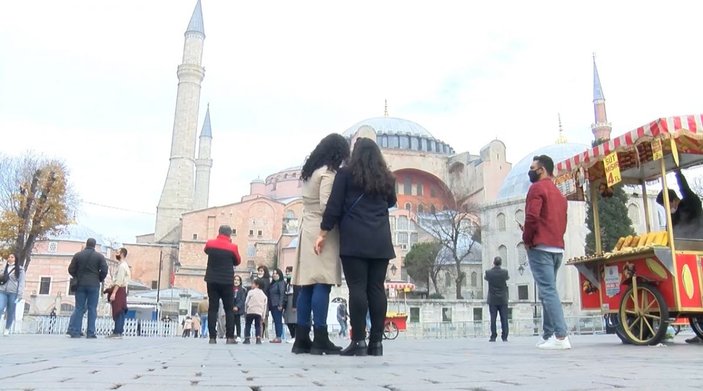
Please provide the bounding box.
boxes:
[618,283,669,346]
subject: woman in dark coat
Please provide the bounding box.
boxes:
[315,138,397,356]
[268,268,287,343]
[232,275,247,341]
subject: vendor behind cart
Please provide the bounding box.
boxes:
[656,168,703,344]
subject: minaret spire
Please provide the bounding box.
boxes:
[556,113,567,144]
[384,99,389,117]
[194,104,213,210]
[155,0,206,242]
[591,54,612,142]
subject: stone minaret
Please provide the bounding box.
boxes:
[155,0,205,242]
[194,104,213,210]
[591,55,612,143]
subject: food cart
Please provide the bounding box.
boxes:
[383,281,414,339]
[554,115,703,345]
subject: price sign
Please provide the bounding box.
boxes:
[670,137,679,167]
[651,138,663,160]
[604,152,621,187]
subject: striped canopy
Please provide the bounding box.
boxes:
[384,281,416,291]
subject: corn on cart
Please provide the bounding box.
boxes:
[555,115,703,345]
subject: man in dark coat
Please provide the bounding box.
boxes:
[204,225,241,344]
[485,256,510,342]
[67,238,108,338]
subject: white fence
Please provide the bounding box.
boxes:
[23,316,180,337]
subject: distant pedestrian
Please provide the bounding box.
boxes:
[192,314,201,338]
[182,316,192,338]
[316,137,397,356]
[282,266,298,344]
[255,266,271,339]
[0,253,26,336]
[49,307,57,334]
[337,302,349,338]
[106,247,130,339]
[198,297,209,338]
[268,268,286,343]
[485,256,510,342]
[204,225,241,345]
[522,155,571,350]
[67,238,109,339]
[244,278,268,345]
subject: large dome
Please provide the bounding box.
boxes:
[497,143,589,200]
[344,117,434,138]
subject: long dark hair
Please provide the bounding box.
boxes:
[301,134,350,181]
[8,254,20,279]
[348,138,395,197]
[271,268,284,283]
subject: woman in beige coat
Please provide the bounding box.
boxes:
[291,133,349,355]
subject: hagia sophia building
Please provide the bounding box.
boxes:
[20,1,663,319]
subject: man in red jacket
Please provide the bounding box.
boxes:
[204,225,241,344]
[522,155,571,350]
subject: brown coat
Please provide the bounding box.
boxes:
[292,167,342,286]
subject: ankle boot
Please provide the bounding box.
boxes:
[310,326,341,355]
[340,340,368,356]
[367,341,383,356]
[291,325,312,354]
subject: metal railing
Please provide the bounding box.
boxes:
[22,316,180,337]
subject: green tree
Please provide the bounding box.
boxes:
[404,241,442,295]
[585,184,636,254]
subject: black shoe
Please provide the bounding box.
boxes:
[367,341,383,356]
[243,338,251,344]
[489,338,496,342]
[292,325,312,354]
[209,338,217,344]
[341,340,368,356]
[69,334,82,338]
[685,336,702,344]
[310,326,342,355]
[502,338,508,342]
[226,338,237,344]
[86,335,97,339]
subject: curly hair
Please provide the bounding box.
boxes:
[301,134,350,181]
[348,138,395,197]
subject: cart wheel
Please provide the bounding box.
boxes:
[605,314,631,344]
[618,283,669,346]
[689,316,703,339]
[383,321,399,340]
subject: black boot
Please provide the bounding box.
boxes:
[367,341,383,356]
[340,340,368,356]
[310,326,341,355]
[291,325,312,354]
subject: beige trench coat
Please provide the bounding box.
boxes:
[292,167,342,286]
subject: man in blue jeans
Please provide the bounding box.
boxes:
[521,155,571,350]
[67,238,108,338]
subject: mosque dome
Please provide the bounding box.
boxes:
[344,116,454,155]
[344,117,434,138]
[497,143,588,200]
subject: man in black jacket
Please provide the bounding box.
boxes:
[204,225,241,344]
[485,256,510,342]
[67,238,108,338]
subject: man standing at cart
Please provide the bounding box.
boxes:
[485,256,510,342]
[656,168,703,344]
[521,155,571,350]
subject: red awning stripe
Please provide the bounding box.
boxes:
[384,282,416,290]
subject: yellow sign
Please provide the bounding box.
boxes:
[670,137,680,167]
[651,138,663,160]
[604,151,621,186]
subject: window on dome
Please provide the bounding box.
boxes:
[379,135,388,148]
[497,213,506,231]
[428,140,435,152]
[435,142,440,153]
[404,176,412,195]
[417,183,423,196]
[400,135,410,149]
[420,138,427,151]
[389,135,399,149]
[411,137,419,150]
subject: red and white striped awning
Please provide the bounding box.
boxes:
[555,115,703,181]
[384,281,416,291]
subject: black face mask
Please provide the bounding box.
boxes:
[528,169,540,183]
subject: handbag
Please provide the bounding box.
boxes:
[0,264,9,286]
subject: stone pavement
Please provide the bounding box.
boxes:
[0,333,701,391]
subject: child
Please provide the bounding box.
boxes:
[244,278,268,344]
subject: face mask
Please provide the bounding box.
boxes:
[528,170,540,183]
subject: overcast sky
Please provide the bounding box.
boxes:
[1,0,701,243]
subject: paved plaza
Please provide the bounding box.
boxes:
[0,333,701,390]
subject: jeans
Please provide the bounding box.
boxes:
[341,256,389,342]
[296,284,331,327]
[0,291,18,329]
[244,314,262,338]
[68,285,99,337]
[527,248,567,339]
[200,313,208,337]
[489,304,509,340]
[338,318,348,337]
[270,306,284,338]
[114,310,125,335]
[207,283,234,339]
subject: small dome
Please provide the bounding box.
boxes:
[497,143,588,200]
[344,117,434,138]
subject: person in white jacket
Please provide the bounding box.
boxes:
[244,278,268,344]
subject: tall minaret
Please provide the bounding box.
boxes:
[155,0,205,242]
[194,104,213,210]
[591,54,612,142]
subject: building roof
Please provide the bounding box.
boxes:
[48,224,114,248]
[497,143,589,200]
[343,117,434,138]
[200,105,211,138]
[186,0,205,36]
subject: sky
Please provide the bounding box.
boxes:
[1,0,702,243]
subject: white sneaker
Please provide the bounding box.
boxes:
[538,336,572,350]
[3,329,9,336]
[235,337,241,343]
[536,336,549,347]
[286,338,295,344]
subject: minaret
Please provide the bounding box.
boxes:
[591,54,612,142]
[155,0,205,242]
[556,113,568,144]
[194,104,213,210]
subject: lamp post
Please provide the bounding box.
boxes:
[390,264,398,277]
[518,263,539,335]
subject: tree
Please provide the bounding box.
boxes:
[404,241,442,295]
[0,153,77,271]
[420,200,481,299]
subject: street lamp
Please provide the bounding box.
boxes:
[517,262,539,335]
[390,264,398,277]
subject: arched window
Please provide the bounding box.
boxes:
[445,272,452,287]
[515,209,525,225]
[404,202,412,211]
[497,213,506,231]
[471,271,477,287]
[516,242,527,270]
[430,205,436,214]
[628,203,640,225]
[498,245,507,267]
[417,204,425,214]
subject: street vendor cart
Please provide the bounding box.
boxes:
[383,281,414,339]
[555,115,703,345]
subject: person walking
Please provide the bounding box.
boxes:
[282,266,298,344]
[192,314,201,338]
[198,297,209,338]
[521,155,571,350]
[67,238,109,339]
[244,278,268,345]
[292,133,350,355]
[268,268,286,343]
[316,137,396,357]
[233,275,246,342]
[204,225,241,345]
[182,316,192,337]
[107,247,130,339]
[0,254,26,336]
[485,256,510,342]
[337,302,349,338]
